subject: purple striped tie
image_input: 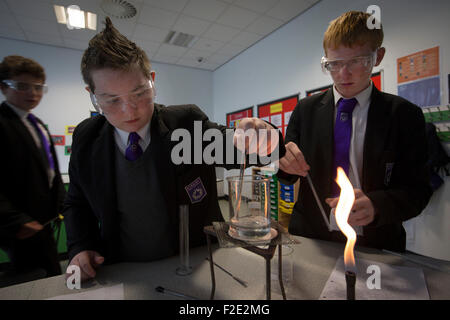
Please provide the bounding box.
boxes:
[27,113,55,170]
[125,132,143,161]
[332,98,357,196]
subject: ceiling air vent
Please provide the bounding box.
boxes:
[100,0,137,19]
[164,31,197,48]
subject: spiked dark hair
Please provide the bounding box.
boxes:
[81,17,151,91]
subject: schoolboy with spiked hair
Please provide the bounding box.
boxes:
[64,18,283,281]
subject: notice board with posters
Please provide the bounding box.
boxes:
[257,94,299,137]
[226,106,253,128]
[306,72,383,97]
[306,84,332,97]
[397,46,440,107]
[371,71,383,91]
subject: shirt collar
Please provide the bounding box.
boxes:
[115,121,151,146]
[333,81,373,109]
[4,101,29,119]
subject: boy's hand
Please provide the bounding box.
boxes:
[326,189,376,226]
[234,118,278,156]
[16,221,43,239]
[279,142,310,176]
[66,250,105,282]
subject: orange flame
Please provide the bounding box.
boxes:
[335,167,356,272]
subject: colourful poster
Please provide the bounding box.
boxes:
[51,135,65,146]
[226,107,253,128]
[306,72,382,97]
[258,94,299,137]
[65,125,76,135]
[397,46,441,107]
[397,46,439,84]
[371,71,382,91]
[306,84,332,97]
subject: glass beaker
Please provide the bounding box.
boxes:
[227,175,271,241]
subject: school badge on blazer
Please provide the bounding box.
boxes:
[384,162,394,186]
[185,177,207,204]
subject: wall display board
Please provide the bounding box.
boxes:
[422,105,450,143]
[398,46,439,84]
[371,71,383,91]
[65,125,76,135]
[397,46,440,107]
[51,135,65,146]
[226,106,253,128]
[306,72,383,97]
[257,94,299,137]
[90,111,100,117]
[397,46,449,143]
[306,84,332,97]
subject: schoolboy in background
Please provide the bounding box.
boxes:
[0,55,64,280]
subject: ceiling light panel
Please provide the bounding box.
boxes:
[67,5,85,29]
[86,12,97,30]
[54,5,67,24]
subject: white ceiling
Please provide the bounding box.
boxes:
[0,0,321,71]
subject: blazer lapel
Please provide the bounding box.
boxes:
[313,90,335,198]
[0,103,49,180]
[362,86,392,190]
[91,121,118,238]
[150,106,178,226]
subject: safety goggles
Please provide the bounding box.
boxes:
[90,79,156,115]
[321,51,377,74]
[2,80,48,94]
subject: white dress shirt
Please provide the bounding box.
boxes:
[114,122,151,156]
[329,82,373,235]
[332,81,373,190]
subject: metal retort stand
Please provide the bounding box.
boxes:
[203,220,300,300]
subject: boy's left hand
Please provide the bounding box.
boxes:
[16,221,44,239]
[326,189,376,227]
[234,118,278,156]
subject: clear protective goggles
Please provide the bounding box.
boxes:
[2,79,48,94]
[90,79,156,115]
[321,51,378,74]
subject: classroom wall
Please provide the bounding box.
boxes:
[0,0,449,260]
[212,0,450,260]
[212,0,450,120]
[0,37,214,173]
